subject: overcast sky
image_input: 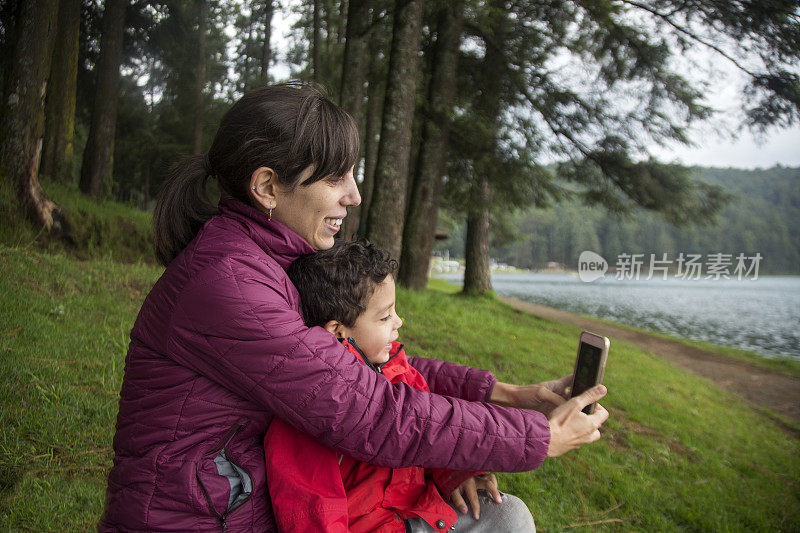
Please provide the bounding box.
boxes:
[647,60,800,169]
[267,11,798,170]
[650,125,799,169]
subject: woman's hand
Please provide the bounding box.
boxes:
[450,473,501,520]
[490,374,573,415]
[546,385,609,457]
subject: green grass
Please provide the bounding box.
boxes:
[0,246,163,530]
[399,282,799,531]
[1,246,798,531]
[2,187,798,531]
[0,178,154,264]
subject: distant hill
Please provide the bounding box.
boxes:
[491,165,800,274]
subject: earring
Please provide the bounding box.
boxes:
[268,208,273,221]
[251,186,256,190]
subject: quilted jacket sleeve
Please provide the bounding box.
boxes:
[407,357,497,402]
[168,255,550,473]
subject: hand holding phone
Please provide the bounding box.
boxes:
[570,331,610,415]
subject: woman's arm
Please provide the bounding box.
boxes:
[406,356,497,402]
[168,259,552,473]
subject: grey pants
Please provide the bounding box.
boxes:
[405,491,536,532]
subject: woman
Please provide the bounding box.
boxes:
[99,83,608,532]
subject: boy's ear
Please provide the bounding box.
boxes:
[323,320,347,338]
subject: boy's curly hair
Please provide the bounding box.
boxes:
[287,239,398,328]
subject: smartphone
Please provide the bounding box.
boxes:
[570,331,610,414]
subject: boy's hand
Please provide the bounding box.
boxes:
[449,473,501,520]
[490,374,573,415]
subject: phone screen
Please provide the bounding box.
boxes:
[573,342,603,414]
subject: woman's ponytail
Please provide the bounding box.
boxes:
[153,154,218,266]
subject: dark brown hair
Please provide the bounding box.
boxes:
[287,239,398,328]
[153,82,360,266]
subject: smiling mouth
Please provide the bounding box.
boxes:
[324,217,343,227]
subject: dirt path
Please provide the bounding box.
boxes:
[500,296,800,429]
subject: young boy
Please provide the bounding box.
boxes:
[264,240,508,533]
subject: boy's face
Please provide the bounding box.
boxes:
[337,275,403,364]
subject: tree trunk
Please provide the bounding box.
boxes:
[260,1,273,84]
[364,0,424,260]
[313,0,321,83]
[399,2,464,289]
[461,1,508,295]
[0,0,68,236]
[337,0,346,45]
[243,9,254,90]
[338,0,369,240]
[324,0,334,61]
[463,176,492,294]
[78,0,126,198]
[41,0,80,184]
[338,0,369,127]
[0,0,23,106]
[192,0,207,155]
[356,42,385,238]
[143,158,151,207]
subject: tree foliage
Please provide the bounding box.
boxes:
[493,165,800,275]
[0,0,797,278]
[433,0,799,292]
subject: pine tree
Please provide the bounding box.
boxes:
[338,0,372,239]
[0,0,66,235]
[192,0,207,154]
[363,0,425,260]
[40,0,80,184]
[79,0,127,197]
[399,1,465,289]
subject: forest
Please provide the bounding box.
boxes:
[1,0,799,291]
[475,165,800,275]
[1,2,800,528]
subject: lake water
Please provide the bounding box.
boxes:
[436,272,800,360]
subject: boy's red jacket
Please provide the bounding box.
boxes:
[265,339,481,532]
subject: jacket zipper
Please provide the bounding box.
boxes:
[196,423,252,532]
[219,451,253,531]
[376,343,403,372]
[346,338,404,374]
[346,338,382,373]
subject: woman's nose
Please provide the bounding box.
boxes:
[344,171,361,206]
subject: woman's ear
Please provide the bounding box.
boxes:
[249,167,279,211]
[323,320,348,338]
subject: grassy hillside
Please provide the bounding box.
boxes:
[0,179,154,263]
[1,247,798,531]
[1,185,798,530]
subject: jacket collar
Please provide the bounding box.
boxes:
[341,338,408,380]
[218,199,316,270]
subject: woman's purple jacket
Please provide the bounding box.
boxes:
[99,200,550,532]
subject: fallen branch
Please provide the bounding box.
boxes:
[598,502,625,516]
[564,518,632,529]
